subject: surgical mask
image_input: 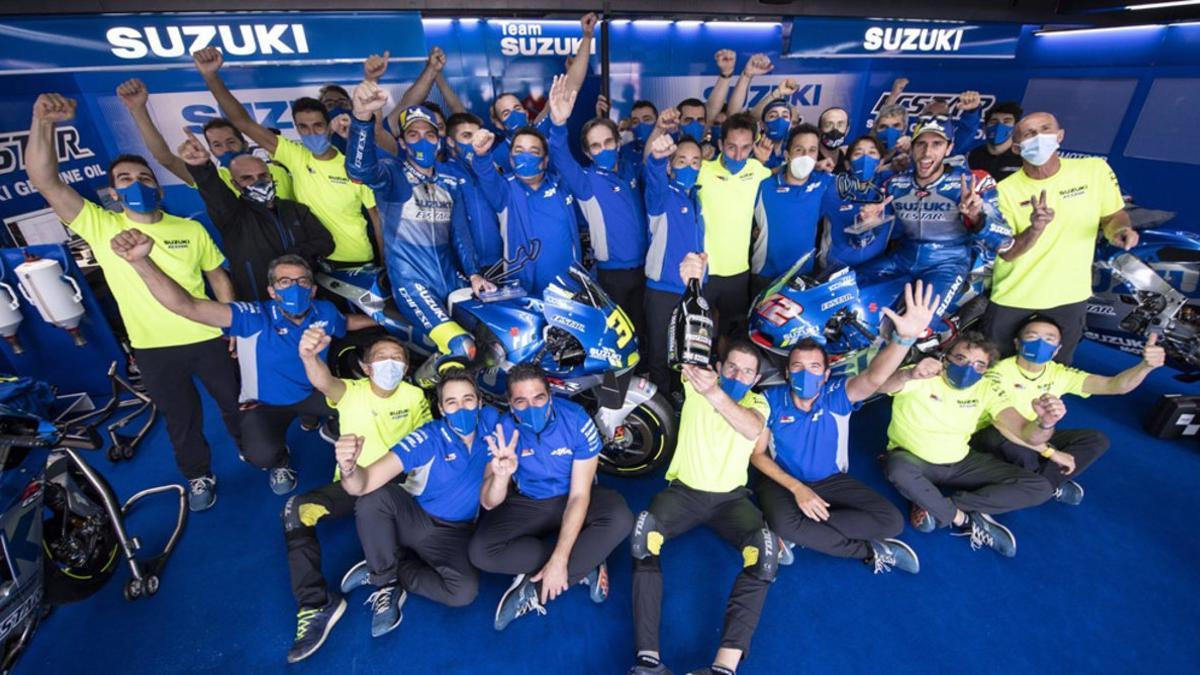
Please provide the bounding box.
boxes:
[986,122,1014,146]
[216,150,246,168]
[722,153,747,175]
[719,376,751,402]
[1019,133,1059,166]
[300,133,332,155]
[671,165,699,191]
[788,156,816,181]
[592,148,617,172]
[503,110,529,131]
[116,183,160,214]
[680,121,705,141]
[408,138,439,168]
[444,406,479,436]
[876,127,902,151]
[765,117,791,142]
[790,370,824,400]
[514,400,551,434]
[820,128,846,150]
[850,155,879,182]
[633,122,655,144]
[368,359,407,391]
[454,140,475,161]
[1018,338,1058,365]
[944,360,983,389]
[242,178,276,205]
[274,284,313,316]
[511,152,543,178]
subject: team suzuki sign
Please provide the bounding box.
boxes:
[786,18,1023,59]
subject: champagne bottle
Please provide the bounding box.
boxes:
[668,278,715,370]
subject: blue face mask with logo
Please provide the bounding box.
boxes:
[680,121,705,141]
[514,400,551,434]
[790,370,825,400]
[216,150,246,168]
[117,182,160,214]
[445,406,479,436]
[592,148,618,172]
[765,117,791,142]
[722,153,747,175]
[1018,338,1057,365]
[511,152,543,178]
[944,360,983,389]
[851,155,880,182]
[671,165,699,191]
[876,126,902,151]
[274,284,313,316]
[986,122,1014,146]
[300,132,332,155]
[454,140,475,161]
[719,376,752,402]
[503,110,529,131]
[633,122,655,144]
[408,138,439,168]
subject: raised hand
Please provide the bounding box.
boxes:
[472,128,495,156]
[352,80,389,121]
[882,280,940,342]
[815,156,836,174]
[547,74,577,126]
[656,107,680,133]
[595,93,611,119]
[110,228,154,262]
[958,90,982,112]
[363,50,390,82]
[580,12,598,36]
[329,113,350,139]
[33,94,76,123]
[890,77,909,96]
[334,434,365,476]
[752,134,774,162]
[192,46,223,75]
[715,49,737,77]
[298,325,331,359]
[1031,393,1067,428]
[778,79,800,98]
[648,133,676,160]
[743,53,773,77]
[177,129,211,166]
[427,46,446,72]
[116,79,149,109]
[678,252,707,282]
[1029,190,1054,232]
[959,173,983,222]
[682,364,718,394]
[911,357,942,380]
[486,424,519,478]
[1142,332,1165,369]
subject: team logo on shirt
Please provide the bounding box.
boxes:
[805,182,821,193]
[779,415,795,424]
[521,448,535,457]
[161,238,191,250]
[550,447,572,456]
[388,410,410,421]
[444,453,458,461]
[1059,185,1087,200]
[958,398,979,408]
[611,186,622,193]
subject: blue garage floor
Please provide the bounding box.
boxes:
[19,339,1200,674]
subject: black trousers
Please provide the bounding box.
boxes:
[883,449,1053,527]
[702,272,750,340]
[467,487,633,585]
[750,274,774,302]
[980,300,1087,364]
[355,483,478,607]
[598,267,648,352]
[282,481,357,609]
[971,426,1110,489]
[240,390,335,470]
[633,482,774,655]
[135,338,242,479]
[755,473,904,560]
[643,288,682,397]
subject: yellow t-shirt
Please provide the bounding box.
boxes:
[215,162,295,201]
[330,378,430,479]
[666,380,770,493]
[982,356,1091,426]
[67,201,225,349]
[993,157,1124,309]
[887,370,1013,465]
[272,137,376,263]
[696,158,773,277]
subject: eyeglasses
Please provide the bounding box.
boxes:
[947,352,989,373]
[273,276,314,289]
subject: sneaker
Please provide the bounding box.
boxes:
[365,585,406,638]
[299,416,321,432]
[869,539,920,574]
[269,464,297,496]
[494,574,545,631]
[187,475,217,512]
[287,595,347,663]
[953,512,1017,558]
[629,656,673,674]
[778,538,796,567]
[581,562,609,604]
[909,504,936,533]
[340,560,369,594]
[1053,480,1085,506]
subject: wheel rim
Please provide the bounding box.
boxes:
[600,405,665,472]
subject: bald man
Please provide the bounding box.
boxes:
[178,131,334,302]
[981,112,1135,364]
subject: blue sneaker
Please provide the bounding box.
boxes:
[365,585,406,638]
[910,504,936,533]
[340,560,369,594]
[953,512,1017,558]
[269,463,297,496]
[581,562,609,603]
[187,475,216,512]
[494,574,545,631]
[778,538,796,567]
[869,539,920,574]
[1054,480,1084,506]
[287,594,347,663]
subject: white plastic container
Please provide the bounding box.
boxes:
[16,258,87,345]
[0,282,22,352]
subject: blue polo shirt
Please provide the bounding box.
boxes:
[499,396,602,500]
[393,406,502,523]
[751,172,835,279]
[763,377,858,483]
[643,155,705,295]
[229,299,346,406]
[439,156,504,268]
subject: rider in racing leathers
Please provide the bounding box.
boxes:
[345,81,494,371]
[855,114,1013,320]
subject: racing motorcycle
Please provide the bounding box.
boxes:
[317,260,677,477]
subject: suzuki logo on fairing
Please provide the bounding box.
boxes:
[863,27,964,53]
[106,24,311,59]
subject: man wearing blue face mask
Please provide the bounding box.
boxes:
[880,331,1056,557]
[752,281,937,575]
[748,85,799,170]
[469,363,634,631]
[967,101,1024,181]
[973,315,1164,506]
[440,112,504,268]
[28,93,243,513]
[318,83,353,155]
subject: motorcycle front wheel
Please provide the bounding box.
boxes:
[595,392,677,478]
[41,458,121,606]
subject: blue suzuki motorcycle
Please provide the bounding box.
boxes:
[317,263,677,476]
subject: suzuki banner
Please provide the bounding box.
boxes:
[786,18,1024,59]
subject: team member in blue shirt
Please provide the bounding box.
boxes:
[546,75,650,346]
[468,364,634,630]
[109,231,373,495]
[751,281,938,575]
[440,112,504,269]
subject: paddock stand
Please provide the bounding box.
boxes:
[56,361,157,462]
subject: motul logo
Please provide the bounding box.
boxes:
[862,27,965,53]
[106,24,310,59]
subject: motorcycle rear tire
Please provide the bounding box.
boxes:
[41,462,121,606]
[597,392,677,478]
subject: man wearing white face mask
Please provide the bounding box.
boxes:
[750,124,836,297]
[982,112,1136,364]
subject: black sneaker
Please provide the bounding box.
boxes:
[287,595,347,663]
[629,655,673,674]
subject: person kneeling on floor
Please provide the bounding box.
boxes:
[752,280,940,576]
[467,363,634,631]
[285,326,431,663]
[879,331,1057,558]
[972,313,1165,506]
